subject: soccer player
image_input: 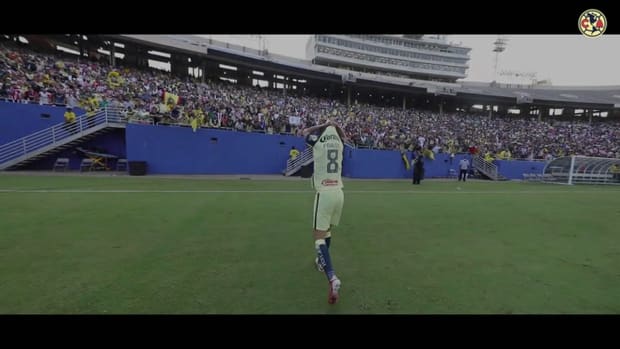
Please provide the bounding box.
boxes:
[302,119,346,304]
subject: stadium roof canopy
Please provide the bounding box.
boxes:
[459,82,620,108]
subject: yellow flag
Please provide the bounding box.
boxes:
[163,91,180,105]
[402,152,410,170]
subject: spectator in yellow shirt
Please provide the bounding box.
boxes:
[64,107,76,123]
[289,146,300,160]
[64,107,76,134]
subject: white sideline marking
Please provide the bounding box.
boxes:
[0,189,616,194]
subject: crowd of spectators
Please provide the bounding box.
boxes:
[1,43,618,160]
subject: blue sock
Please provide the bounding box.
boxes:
[316,239,335,281]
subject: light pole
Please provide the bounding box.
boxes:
[493,36,508,81]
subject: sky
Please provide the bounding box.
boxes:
[198,35,620,86]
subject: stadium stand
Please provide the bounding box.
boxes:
[1,41,619,163]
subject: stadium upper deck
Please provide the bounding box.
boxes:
[307,35,470,83]
[15,34,620,113]
[116,34,619,109]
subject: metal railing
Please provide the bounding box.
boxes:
[285,147,313,176]
[472,154,499,180]
[0,107,125,167]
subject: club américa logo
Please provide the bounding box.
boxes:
[579,9,607,38]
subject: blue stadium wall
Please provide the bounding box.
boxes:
[125,124,542,178]
[343,148,472,179]
[125,124,306,174]
[0,102,86,144]
[0,104,546,179]
[494,159,546,180]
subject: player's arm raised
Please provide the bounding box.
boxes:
[328,120,348,143]
[301,121,330,137]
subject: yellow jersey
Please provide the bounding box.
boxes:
[306,126,343,192]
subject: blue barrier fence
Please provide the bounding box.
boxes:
[0,102,86,144]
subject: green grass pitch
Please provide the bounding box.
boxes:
[1,174,619,314]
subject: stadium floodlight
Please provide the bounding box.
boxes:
[542,156,620,185]
[492,36,509,79]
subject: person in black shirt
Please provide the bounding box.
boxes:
[412,155,424,185]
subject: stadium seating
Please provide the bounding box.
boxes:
[1,42,618,161]
[116,159,128,172]
[52,158,69,171]
[79,159,93,172]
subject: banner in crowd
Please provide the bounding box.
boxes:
[288,116,301,125]
[162,91,182,106]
